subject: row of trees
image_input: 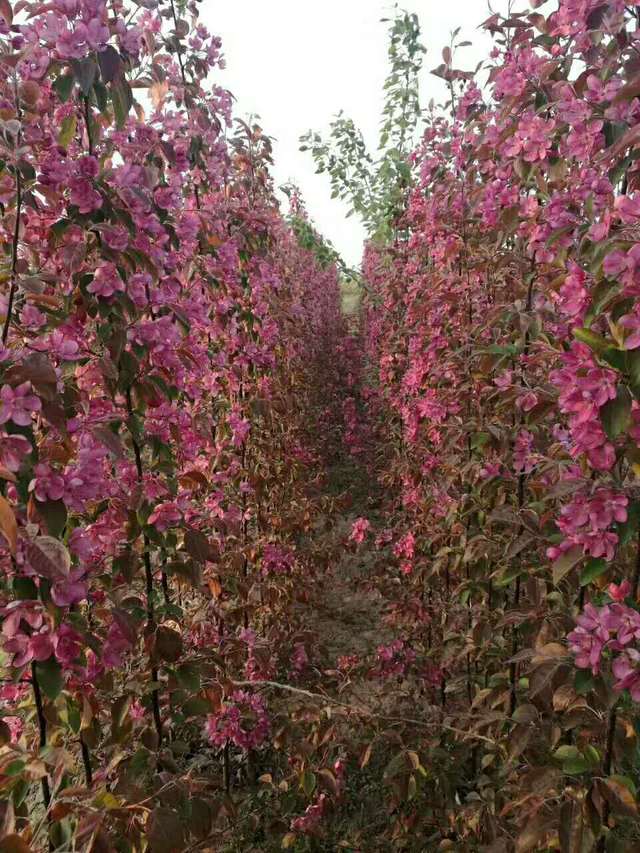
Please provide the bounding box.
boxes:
[308,1,640,849]
[0,0,352,849]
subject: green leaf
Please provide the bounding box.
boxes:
[580,558,608,586]
[552,546,583,586]
[13,576,38,600]
[627,349,640,388]
[601,346,627,371]
[182,696,210,718]
[53,73,75,103]
[573,327,609,353]
[71,58,97,96]
[58,115,77,148]
[554,745,581,762]
[601,385,632,439]
[562,756,591,774]
[575,670,595,695]
[617,499,640,547]
[36,657,63,700]
[300,769,316,797]
[176,663,200,692]
[110,77,132,128]
[470,432,491,450]
[93,80,109,113]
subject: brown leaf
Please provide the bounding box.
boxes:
[185,528,214,563]
[4,353,57,401]
[154,625,182,663]
[0,0,12,25]
[147,807,185,853]
[92,425,125,459]
[0,836,31,853]
[359,742,373,769]
[207,577,222,599]
[178,470,209,490]
[0,466,17,483]
[552,546,582,586]
[598,776,638,818]
[515,821,553,852]
[318,767,339,796]
[614,73,640,103]
[508,724,532,762]
[150,79,169,109]
[553,684,578,712]
[23,536,70,580]
[0,496,17,555]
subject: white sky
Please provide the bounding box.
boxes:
[204,1,517,267]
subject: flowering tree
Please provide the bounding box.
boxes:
[0,0,351,848]
[307,0,640,849]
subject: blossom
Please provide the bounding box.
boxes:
[205,690,270,750]
[548,489,627,562]
[619,304,640,349]
[291,794,328,835]
[0,382,42,426]
[261,544,295,575]
[374,639,416,679]
[87,263,125,299]
[350,517,371,544]
[228,409,250,447]
[148,501,182,531]
[69,177,102,213]
[30,463,65,502]
[608,580,632,603]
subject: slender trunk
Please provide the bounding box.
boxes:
[31,661,52,846]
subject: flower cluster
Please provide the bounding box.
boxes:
[0,0,348,844]
[567,582,640,700]
[372,639,416,679]
[205,690,270,751]
[349,517,371,544]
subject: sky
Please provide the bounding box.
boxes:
[202,1,515,267]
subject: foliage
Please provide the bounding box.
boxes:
[356,1,640,849]
[0,0,351,848]
[300,8,425,243]
[9,0,640,850]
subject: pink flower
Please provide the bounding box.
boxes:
[87,263,125,299]
[228,409,250,447]
[30,463,65,502]
[608,580,632,603]
[148,501,182,531]
[54,624,83,667]
[619,305,640,349]
[290,642,309,674]
[51,569,87,607]
[205,690,270,750]
[101,225,129,252]
[291,793,328,835]
[557,262,589,321]
[0,382,42,426]
[516,391,539,412]
[615,194,640,224]
[514,430,539,474]
[374,639,416,679]
[350,517,371,544]
[69,177,102,214]
[612,649,640,701]
[261,544,295,576]
[393,532,416,560]
[549,489,627,563]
